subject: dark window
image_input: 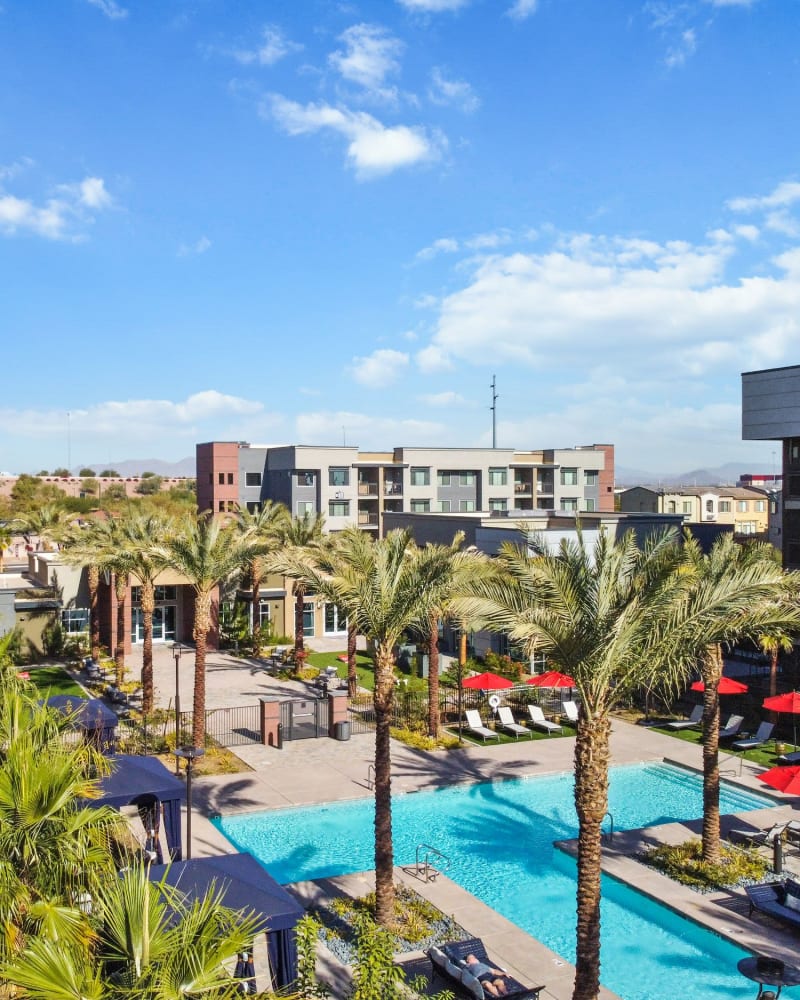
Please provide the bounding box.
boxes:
[227,473,234,485]
[218,473,224,485]
[245,472,262,487]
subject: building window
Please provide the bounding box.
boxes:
[561,498,578,511]
[227,473,234,485]
[411,500,431,513]
[437,500,451,512]
[324,603,347,634]
[755,500,766,512]
[560,468,578,486]
[303,598,315,637]
[667,500,676,513]
[61,608,90,634]
[488,467,507,486]
[246,501,261,513]
[437,472,451,486]
[790,439,800,465]
[584,470,599,486]
[256,600,271,629]
[705,499,714,513]
[296,471,315,486]
[736,521,757,534]
[459,471,476,486]
[584,498,597,512]
[218,500,225,511]
[682,501,692,514]
[737,500,748,512]
[297,500,314,516]
[410,467,430,486]
[459,500,476,512]
[245,472,262,487]
[719,501,731,512]
[329,467,350,487]
[489,498,507,512]
[328,500,350,517]
[218,473,224,485]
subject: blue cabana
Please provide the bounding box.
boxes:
[82,754,185,863]
[148,853,304,991]
[45,695,119,753]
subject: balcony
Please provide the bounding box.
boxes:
[384,481,403,496]
[358,481,378,496]
[358,512,379,526]
[514,482,531,494]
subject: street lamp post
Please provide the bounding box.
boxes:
[173,746,205,860]
[172,643,183,775]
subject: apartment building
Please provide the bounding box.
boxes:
[742,363,800,568]
[618,485,770,537]
[196,441,615,534]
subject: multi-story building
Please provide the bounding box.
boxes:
[196,441,614,534]
[742,363,800,568]
[618,485,770,537]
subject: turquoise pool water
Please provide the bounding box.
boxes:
[214,762,790,1000]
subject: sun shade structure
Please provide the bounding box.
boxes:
[80,753,185,862]
[148,853,304,991]
[763,691,800,749]
[44,694,119,753]
[527,671,576,688]
[757,765,800,796]
[462,671,514,690]
[690,677,749,695]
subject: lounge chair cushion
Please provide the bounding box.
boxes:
[784,892,800,913]
[460,969,484,1000]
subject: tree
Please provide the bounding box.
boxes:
[12,503,74,550]
[160,513,250,747]
[759,629,794,714]
[275,511,326,660]
[0,526,10,572]
[79,468,96,477]
[99,469,119,478]
[52,468,71,478]
[272,528,472,927]
[235,502,291,655]
[135,476,163,496]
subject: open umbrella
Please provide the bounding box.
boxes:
[462,672,514,690]
[763,691,800,749]
[757,765,800,796]
[527,670,575,688]
[690,677,748,695]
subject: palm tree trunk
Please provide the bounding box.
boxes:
[373,641,396,927]
[572,709,610,1000]
[427,618,440,738]
[88,565,100,661]
[701,645,723,865]
[769,648,780,724]
[294,583,305,656]
[114,575,127,687]
[251,558,261,656]
[347,623,357,698]
[140,580,155,715]
[192,591,211,748]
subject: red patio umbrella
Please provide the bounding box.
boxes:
[762,691,800,749]
[757,765,800,796]
[462,671,514,690]
[527,670,575,688]
[690,677,748,695]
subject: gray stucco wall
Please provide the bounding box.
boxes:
[742,365,800,440]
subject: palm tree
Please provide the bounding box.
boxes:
[271,528,473,927]
[12,503,74,551]
[235,502,290,655]
[160,512,250,748]
[275,511,326,661]
[759,628,794,714]
[0,525,11,571]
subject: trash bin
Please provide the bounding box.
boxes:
[334,720,351,741]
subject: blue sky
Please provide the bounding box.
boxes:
[1,0,798,476]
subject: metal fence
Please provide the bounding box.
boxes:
[116,703,263,754]
[279,697,330,741]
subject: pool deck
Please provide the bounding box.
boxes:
[185,714,800,1000]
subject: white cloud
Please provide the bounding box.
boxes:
[265,95,445,178]
[329,24,403,96]
[733,224,760,241]
[428,68,479,112]
[728,180,800,213]
[416,236,460,260]
[0,174,113,241]
[506,0,538,20]
[178,236,212,257]
[350,348,410,386]
[665,28,697,68]
[232,25,301,66]
[416,344,453,373]
[85,0,128,19]
[78,176,113,209]
[396,0,471,10]
[419,390,465,406]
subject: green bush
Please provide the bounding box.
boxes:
[641,839,770,890]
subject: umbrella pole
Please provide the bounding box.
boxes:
[457,660,463,746]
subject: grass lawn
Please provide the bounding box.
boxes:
[306,650,376,690]
[449,721,577,746]
[649,722,792,769]
[24,665,85,698]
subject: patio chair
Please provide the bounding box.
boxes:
[465,709,499,743]
[729,821,788,848]
[562,700,580,725]
[731,721,775,751]
[528,704,562,735]
[666,704,703,730]
[427,936,544,1000]
[497,706,531,739]
[719,714,745,740]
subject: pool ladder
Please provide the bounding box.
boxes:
[602,812,614,843]
[414,843,451,883]
[366,764,375,790]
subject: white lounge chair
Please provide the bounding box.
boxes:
[465,709,498,742]
[562,700,580,725]
[732,721,774,750]
[666,704,703,730]
[497,706,531,739]
[719,714,745,740]
[528,704,562,735]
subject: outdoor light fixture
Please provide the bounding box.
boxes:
[173,745,205,860]
[172,643,183,775]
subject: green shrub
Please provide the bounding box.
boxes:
[641,838,770,890]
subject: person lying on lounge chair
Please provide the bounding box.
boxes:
[463,954,511,996]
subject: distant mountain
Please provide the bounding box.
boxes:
[76,457,196,478]
[616,461,775,488]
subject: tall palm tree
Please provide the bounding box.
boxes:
[272,528,473,927]
[160,512,250,748]
[275,511,326,661]
[759,628,794,714]
[235,501,290,654]
[12,503,74,551]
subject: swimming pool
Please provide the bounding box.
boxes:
[214,762,790,1000]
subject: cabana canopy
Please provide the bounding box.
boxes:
[45,695,119,752]
[148,853,304,990]
[82,753,185,862]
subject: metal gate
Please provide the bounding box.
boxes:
[347,692,376,735]
[201,705,262,747]
[279,697,329,741]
